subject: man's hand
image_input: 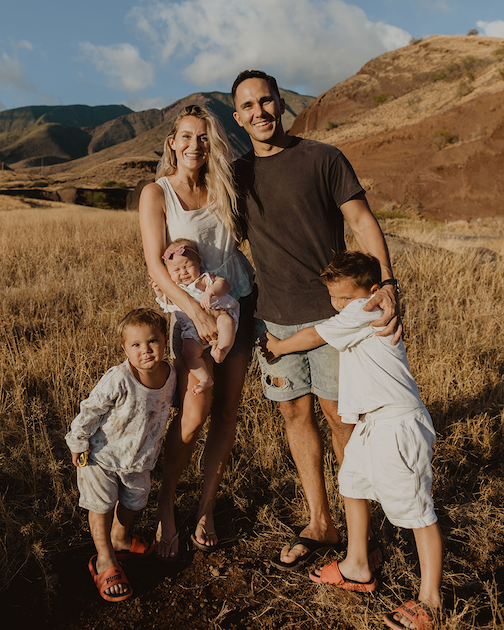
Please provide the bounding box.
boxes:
[364,285,402,345]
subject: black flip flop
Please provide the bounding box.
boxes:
[270,535,342,572]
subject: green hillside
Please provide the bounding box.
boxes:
[0,104,133,134]
[0,123,91,167]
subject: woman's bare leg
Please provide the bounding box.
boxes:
[155,355,213,559]
[193,351,249,547]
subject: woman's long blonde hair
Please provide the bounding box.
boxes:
[156,105,238,238]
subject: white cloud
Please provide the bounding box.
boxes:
[129,0,411,96]
[0,52,36,91]
[12,40,34,51]
[476,20,504,38]
[124,95,168,111]
[79,42,155,92]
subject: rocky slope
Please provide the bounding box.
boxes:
[291,35,504,220]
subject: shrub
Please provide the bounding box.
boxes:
[462,55,479,70]
[433,129,458,150]
[31,181,49,188]
[430,57,482,84]
[101,180,127,189]
[82,190,110,209]
[430,70,446,82]
[467,28,479,36]
[409,37,423,45]
[326,120,336,130]
[373,92,390,106]
[458,80,475,96]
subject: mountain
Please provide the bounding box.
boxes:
[0,123,92,168]
[0,104,133,133]
[0,89,314,170]
[6,36,503,223]
[290,34,504,221]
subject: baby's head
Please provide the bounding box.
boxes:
[118,308,168,372]
[162,238,201,285]
[321,251,381,312]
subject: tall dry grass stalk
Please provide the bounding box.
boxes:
[0,202,503,628]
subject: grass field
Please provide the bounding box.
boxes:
[0,198,503,629]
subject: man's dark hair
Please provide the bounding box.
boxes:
[232,70,281,101]
[321,251,381,291]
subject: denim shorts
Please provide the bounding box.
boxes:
[255,318,339,402]
[338,405,438,529]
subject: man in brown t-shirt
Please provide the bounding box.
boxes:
[232,70,401,570]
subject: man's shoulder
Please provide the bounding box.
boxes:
[291,136,341,156]
[233,149,255,171]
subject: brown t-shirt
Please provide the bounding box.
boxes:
[234,137,365,325]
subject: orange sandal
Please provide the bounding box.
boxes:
[383,600,435,630]
[88,555,132,602]
[115,533,154,560]
[309,560,378,592]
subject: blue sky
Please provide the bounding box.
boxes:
[0,0,502,112]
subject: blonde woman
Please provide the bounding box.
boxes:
[139,105,254,559]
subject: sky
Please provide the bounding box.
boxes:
[0,0,503,113]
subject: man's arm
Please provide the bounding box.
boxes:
[340,192,401,344]
[264,328,325,361]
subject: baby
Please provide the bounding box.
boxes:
[153,238,239,395]
[265,251,443,630]
[66,308,176,602]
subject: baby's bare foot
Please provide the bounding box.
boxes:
[211,345,230,364]
[192,377,213,395]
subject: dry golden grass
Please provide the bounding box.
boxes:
[0,198,503,628]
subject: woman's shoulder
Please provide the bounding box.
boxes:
[139,181,167,216]
[141,180,165,199]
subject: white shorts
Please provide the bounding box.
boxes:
[77,460,151,514]
[338,406,438,529]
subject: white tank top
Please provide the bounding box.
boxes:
[156,177,253,299]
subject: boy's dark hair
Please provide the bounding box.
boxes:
[321,251,381,290]
[118,308,167,343]
[232,70,281,101]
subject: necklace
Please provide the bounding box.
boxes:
[175,176,202,209]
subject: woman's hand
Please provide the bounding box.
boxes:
[363,285,402,344]
[191,307,219,344]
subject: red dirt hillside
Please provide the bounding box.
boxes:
[291,35,504,221]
